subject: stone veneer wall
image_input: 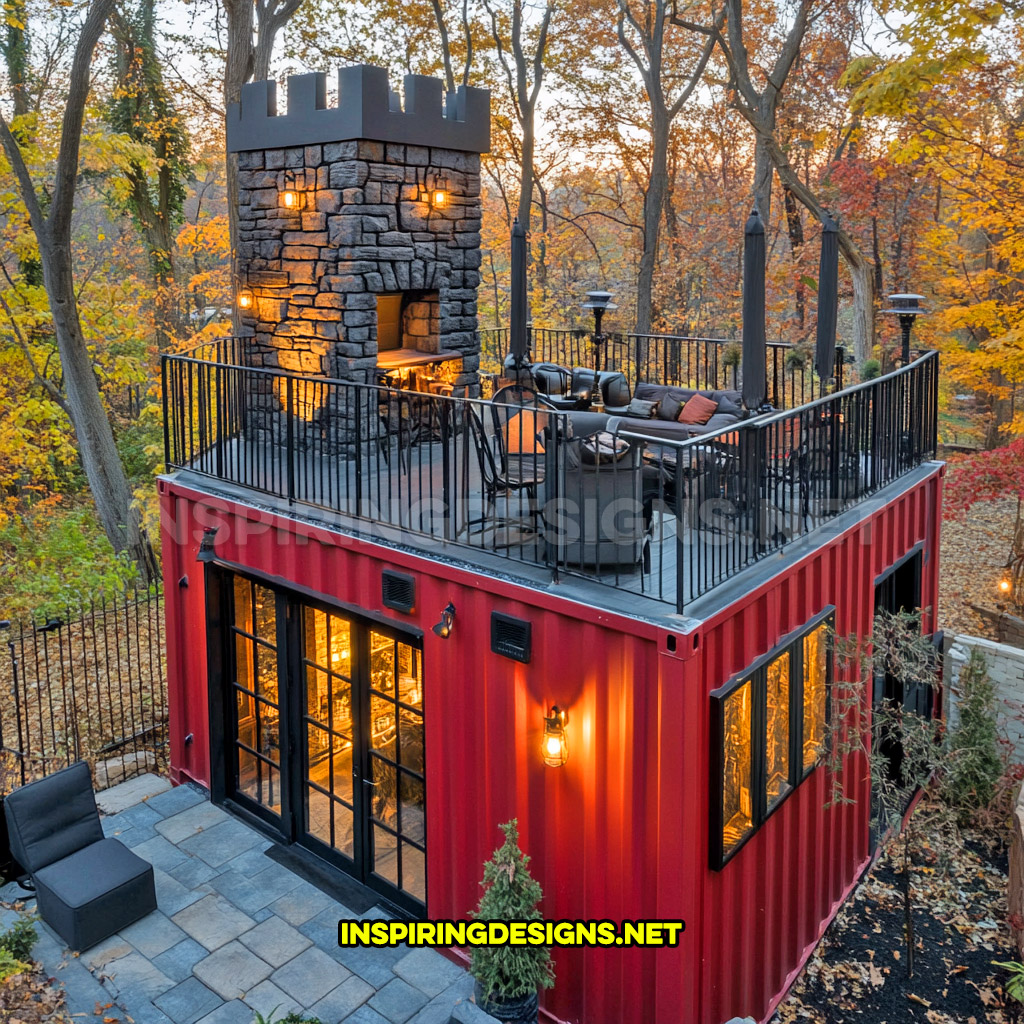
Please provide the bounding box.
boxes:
[235,140,483,395]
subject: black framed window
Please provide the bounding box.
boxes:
[710,607,835,869]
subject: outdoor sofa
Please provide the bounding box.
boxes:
[612,383,747,442]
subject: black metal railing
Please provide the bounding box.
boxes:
[164,343,937,613]
[613,348,939,607]
[479,327,843,409]
[0,586,167,795]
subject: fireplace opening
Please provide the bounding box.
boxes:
[376,291,441,353]
[376,290,459,371]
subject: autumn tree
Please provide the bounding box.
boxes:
[0,0,157,575]
[617,0,720,336]
[846,3,1024,444]
[483,0,553,234]
[679,0,879,360]
[106,0,191,350]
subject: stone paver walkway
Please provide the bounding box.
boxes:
[1,778,493,1024]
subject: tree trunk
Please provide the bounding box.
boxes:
[636,108,669,337]
[783,186,805,335]
[44,256,156,573]
[903,830,915,977]
[2,0,30,118]
[850,255,876,364]
[517,114,535,233]
[753,128,773,224]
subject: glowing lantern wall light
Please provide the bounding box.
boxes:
[543,705,569,767]
[280,170,303,210]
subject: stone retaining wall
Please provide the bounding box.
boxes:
[950,634,1024,761]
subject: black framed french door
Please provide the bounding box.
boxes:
[213,569,426,914]
[869,546,925,851]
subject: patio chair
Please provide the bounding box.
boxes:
[377,389,421,473]
[490,385,552,472]
[541,419,648,569]
[4,762,157,950]
[530,362,573,406]
[465,402,545,537]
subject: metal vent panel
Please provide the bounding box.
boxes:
[491,612,531,663]
[381,570,416,614]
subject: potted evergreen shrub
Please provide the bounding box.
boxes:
[469,819,554,1023]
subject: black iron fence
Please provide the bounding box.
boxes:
[479,327,843,409]
[627,348,940,608]
[163,343,937,613]
[0,586,167,795]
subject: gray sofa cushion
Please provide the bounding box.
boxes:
[34,837,157,951]
[622,384,745,442]
[4,762,103,872]
[626,397,659,419]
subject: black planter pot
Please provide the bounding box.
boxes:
[474,982,539,1024]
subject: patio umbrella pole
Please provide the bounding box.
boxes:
[741,207,768,526]
[508,218,530,382]
[814,213,840,386]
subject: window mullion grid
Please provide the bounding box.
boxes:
[752,667,768,829]
[792,637,805,784]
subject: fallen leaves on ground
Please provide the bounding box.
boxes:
[0,964,70,1023]
[940,497,1019,638]
[771,803,1018,1024]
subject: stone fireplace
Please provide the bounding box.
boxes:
[226,64,490,435]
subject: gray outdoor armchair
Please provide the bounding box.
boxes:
[4,761,157,950]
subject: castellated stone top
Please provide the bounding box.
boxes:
[227,64,491,155]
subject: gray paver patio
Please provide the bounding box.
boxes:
[2,775,494,1024]
[271,945,350,1004]
[238,915,312,967]
[193,940,275,999]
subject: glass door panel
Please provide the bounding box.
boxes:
[229,580,282,818]
[302,608,356,861]
[217,571,426,911]
[367,632,425,905]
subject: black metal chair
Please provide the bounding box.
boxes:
[465,404,545,537]
[4,762,157,950]
[377,389,420,473]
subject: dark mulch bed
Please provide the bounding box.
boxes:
[772,807,1019,1024]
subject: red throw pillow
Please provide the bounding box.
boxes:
[678,393,718,425]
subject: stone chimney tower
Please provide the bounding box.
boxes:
[227,65,490,397]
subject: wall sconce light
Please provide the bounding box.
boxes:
[542,705,569,767]
[999,575,1013,596]
[236,268,254,311]
[280,170,303,210]
[417,170,449,210]
[432,601,456,639]
[197,527,219,563]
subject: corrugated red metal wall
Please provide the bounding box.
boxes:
[696,469,943,1023]
[158,464,943,1024]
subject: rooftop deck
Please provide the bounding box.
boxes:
[162,333,939,619]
